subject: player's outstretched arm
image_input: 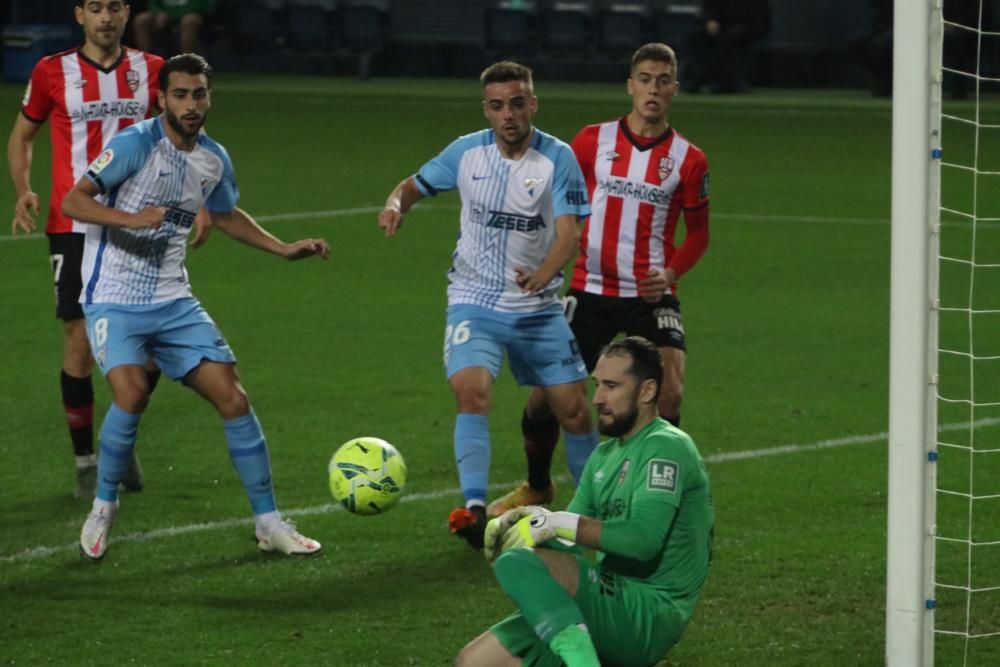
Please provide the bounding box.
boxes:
[210,207,330,260]
[378,176,424,237]
[7,114,43,235]
[61,178,165,230]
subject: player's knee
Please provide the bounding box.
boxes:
[524,388,553,421]
[113,384,149,414]
[63,341,94,377]
[492,546,534,582]
[555,393,592,434]
[454,388,490,414]
[216,386,250,420]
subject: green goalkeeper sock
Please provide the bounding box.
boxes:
[492,548,586,642]
[549,624,601,667]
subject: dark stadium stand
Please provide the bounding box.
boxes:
[5,0,999,86]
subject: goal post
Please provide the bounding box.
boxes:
[886,0,941,665]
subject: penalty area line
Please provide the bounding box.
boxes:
[4,417,998,563]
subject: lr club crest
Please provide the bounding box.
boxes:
[125,69,141,93]
[658,156,675,182]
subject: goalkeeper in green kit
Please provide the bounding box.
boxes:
[455,336,714,667]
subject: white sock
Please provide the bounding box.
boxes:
[92,497,116,514]
[255,510,282,533]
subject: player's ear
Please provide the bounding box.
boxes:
[639,377,658,407]
[74,4,85,26]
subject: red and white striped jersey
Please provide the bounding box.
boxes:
[21,47,163,234]
[569,118,710,298]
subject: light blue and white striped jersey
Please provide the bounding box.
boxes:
[414,127,590,313]
[80,116,239,305]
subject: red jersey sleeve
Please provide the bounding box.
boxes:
[570,124,600,204]
[570,125,598,174]
[146,54,165,114]
[668,148,710,279]
[21,59,54,123]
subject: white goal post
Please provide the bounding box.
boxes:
[886,0,941,665]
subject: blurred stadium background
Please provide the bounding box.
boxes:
[0,0,941,87]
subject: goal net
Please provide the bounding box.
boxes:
[888,1,1000,664]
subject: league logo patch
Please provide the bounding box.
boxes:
[658,156,675,182]
[89,149,114,174]
[700,172,711,199]
[125,70,141,92]
[647,459,679,493]
[524,177,545,196]
[22,81,31,107]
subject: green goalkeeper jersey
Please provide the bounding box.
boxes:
[567,418,714,619]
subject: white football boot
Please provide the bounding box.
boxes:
[256,518,322,556]
[80,501,118,561]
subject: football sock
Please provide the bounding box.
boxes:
[61,370,94,457]
[522,409,560,491]
[224,410,277,515]
[493,548,585,643]
[254,510,282,534]
[549,624,601,667]
[95,404,141,502]
[454,412,490,504]
[145,368,162,395]
[664,414,681,428]
[564,430,598,485]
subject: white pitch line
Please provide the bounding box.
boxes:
[10,207,998,240]
[0,207,900,245]
[5,417,1000,564]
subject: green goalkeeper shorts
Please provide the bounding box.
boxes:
[490,556,687,667]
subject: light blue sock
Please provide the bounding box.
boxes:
[96,404,141,502]
[454,412,490,504]
[224,410,277,515]
[564,430,598,485]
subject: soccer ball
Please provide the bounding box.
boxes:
[328,437,406,515]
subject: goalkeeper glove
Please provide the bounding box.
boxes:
[483,505,549,564]
[501,510,581,552]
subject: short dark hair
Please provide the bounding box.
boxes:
[599,336,663,401]
[630,43,678,73]
[159,53,213,92]
[75,0,129,7]
[480,61,533,91]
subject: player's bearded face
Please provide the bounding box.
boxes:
[483,81,538,149]
[596,387,641,437]
[77,0,129,49]
[593,355,645,438]
[162,73,211,140]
